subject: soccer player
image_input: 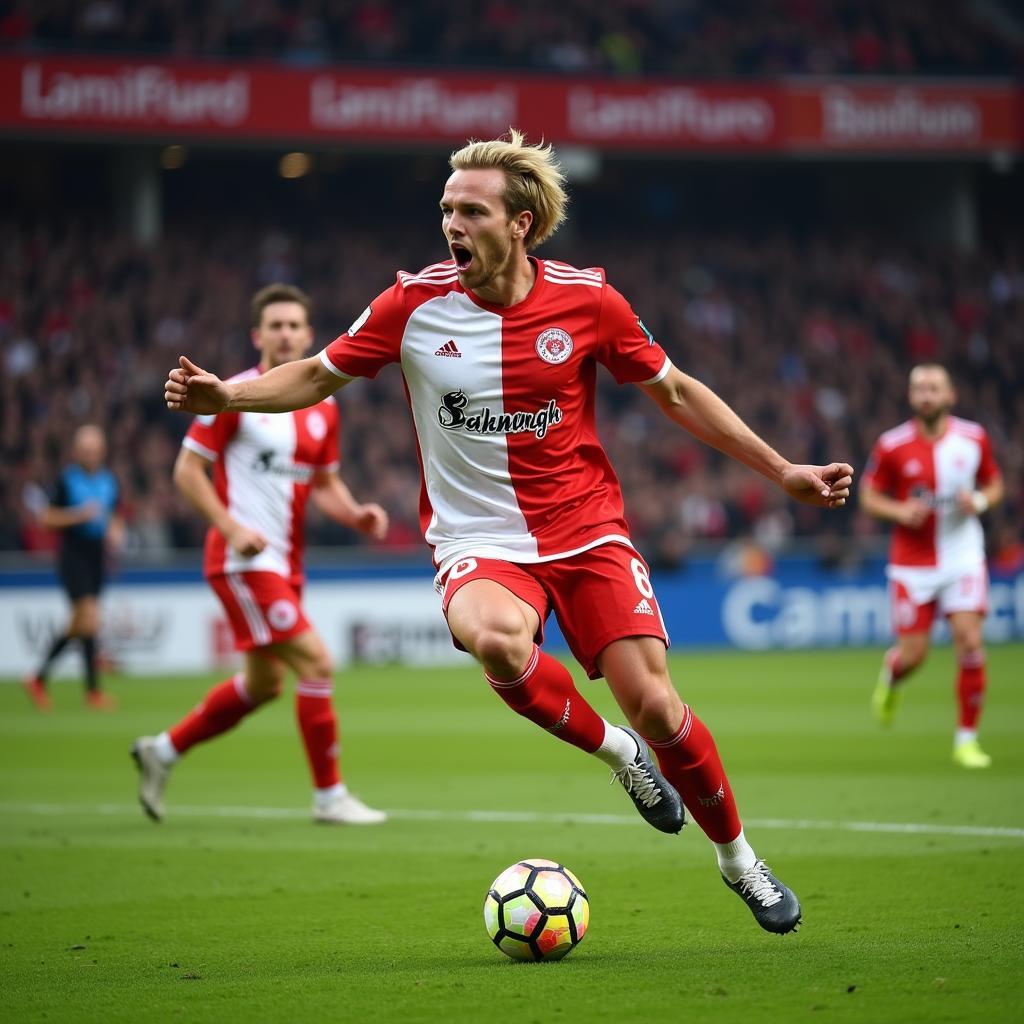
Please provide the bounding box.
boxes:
[25,424,123,711]
[134,284,388,826]
[164,134,854,934]
[862,363,1003,768]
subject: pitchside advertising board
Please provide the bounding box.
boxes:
[1,557,1022,676]
[0,55,1020,153]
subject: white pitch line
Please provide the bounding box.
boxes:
[1,802,1022,839]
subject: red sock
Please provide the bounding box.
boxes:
[956,650,986,730]
[645,706,742,844]
[296,679,341,788]
[168,674,258,754]
[486,646,606,754]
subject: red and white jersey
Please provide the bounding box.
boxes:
[182,366,340,582]
[321,257,670,573]
[864,416,1000,570]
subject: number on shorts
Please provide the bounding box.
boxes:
[630,557,654,599]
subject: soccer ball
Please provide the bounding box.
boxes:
[483,858,589,961]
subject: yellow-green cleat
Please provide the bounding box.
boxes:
[952,739,992,769]
[871,672,903,727]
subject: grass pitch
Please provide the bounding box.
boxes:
[1,645,1022,1023]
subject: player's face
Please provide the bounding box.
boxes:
[440,169,527,293]
[73,426,106,471]
[253,301,313,368]
[908,367,955,425]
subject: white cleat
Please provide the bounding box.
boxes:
[131,736,171,822]
[313,791,388,825]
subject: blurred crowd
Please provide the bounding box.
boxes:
[2,0,1020,77]
[2,217,1022,571]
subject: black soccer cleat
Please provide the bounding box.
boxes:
[723,860,802,934]
[610,727,686,834]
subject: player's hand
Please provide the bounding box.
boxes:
[897,498,930,528]
[74,500,102,524]
[226,523,269,558]
[350,503,389,541]
[781,462,854,509]
[955,489,980,517]
[165,356,230,414]
[105,517,126,553]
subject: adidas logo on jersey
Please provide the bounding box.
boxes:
[634,598,654,616]
[434,340,462,358]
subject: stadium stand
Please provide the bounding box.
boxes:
[1,0,1019,76]
[2,218,1021,565]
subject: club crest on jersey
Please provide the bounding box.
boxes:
[437,389,563,439]
[535,328,573,365]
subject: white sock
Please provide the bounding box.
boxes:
[715,829,757,883]
[954,727,977,747]
[592,722,640,770]
[153,731,180,766]
[314,782,347,809]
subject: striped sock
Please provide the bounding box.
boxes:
[645,706,743,844]
[486,646,606,754]
[296,678,341,789]
[167,674,260,755]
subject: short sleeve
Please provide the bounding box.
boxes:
[183,412,240,462]
[976,430,1001,486]
[863,440,895,494]
[321,279,408,381]
[595,283,671,386]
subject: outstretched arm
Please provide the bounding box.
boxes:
[165,354,343,415]
[641,366,853,508]
[40,503,99,530]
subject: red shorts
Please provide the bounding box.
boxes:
[889,564,989,635]
[209,571,311,651]
[438,543,669,679]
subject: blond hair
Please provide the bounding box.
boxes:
[449,129,568,250]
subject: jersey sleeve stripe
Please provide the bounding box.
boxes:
[545,274,603,289]
[950,416,985,438]
[544,261,602,281]
[545,265,602,280]
[181,436,218,462]
[319,349,355,379]
[640,357,672,385]
[878,422,915,450]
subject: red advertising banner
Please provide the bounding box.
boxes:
[0,55,1019,154]
[786,81,1021,152]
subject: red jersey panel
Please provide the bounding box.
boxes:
[320,258,670,572]
[864,416,1000,569]
[183,366,340,583]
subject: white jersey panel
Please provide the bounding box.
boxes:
[399,292,536,568]
[222,411,300,577]
[934,430,986,572]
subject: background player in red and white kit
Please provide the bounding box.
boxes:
[862,363,1004,768]
[135,284,389,824]
[164,133,854,935]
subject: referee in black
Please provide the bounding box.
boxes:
[25,425,123,711]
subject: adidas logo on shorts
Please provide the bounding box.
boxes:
[634,598,654,616]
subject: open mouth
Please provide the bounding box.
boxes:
[451,243,473,272]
